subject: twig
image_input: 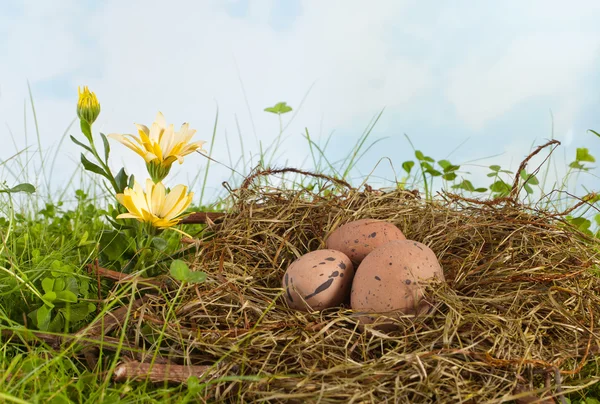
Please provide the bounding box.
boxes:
[86,264,166,288]
[75,296,150,338]
[552,366,568,404]
[553,192,599,217]
[513,383,556,404]
[1,329,167,364]
[181,211,226,225]
[113,361,212,384]
[240,166,353,191]
[509,140,561,201]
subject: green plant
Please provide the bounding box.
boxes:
[27,259,96,332]
[169,259,206,284]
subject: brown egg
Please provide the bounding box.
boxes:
[325,219,406,265]
[282,249,354,312]
[350,239,444,330]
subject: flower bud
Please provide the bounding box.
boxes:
[77,86,101,125]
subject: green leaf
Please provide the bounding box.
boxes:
[452,179,475,192]
[490,180,511,195]
[524,184,533,194]
[186,271,207,284]
[60,302,94,322]
[451,179,487,193]
[187,376,203,394]
[594,214,600,227]
[438,160,459,173]
[401,160,415,174]
[42,278,54,294]
[264,102,292,115]
[55,290,78,303]
[100,133,111,163]
[65,277,79,295]
[489,165,501,172]
[50,260,63,277]
[437,159,451,170]
[48,312,65,333]
[78,231,90,247]
[151,237,168,251]
[81,154,108,179]
[170,259,191,282]
[569,161,587,170]
[425,168,442,177]
[415,150,425,161]
[80,120,93,143]
[590,129,600,139]
[442,172,457,181]
[520,170,539,185]
[43,291,57,302]
[70,135,93,154]
[36,305,52,331]
[106,216,135,231]
[569,217,591,232]
[1,183,36,194]
[114,168,129,193]
[53,278,65,292]
[99,230,134,261]
[576,147,595,163]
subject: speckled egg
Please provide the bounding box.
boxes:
[282,249,354,312]
[325,219,406,265]
[350,239,444,329]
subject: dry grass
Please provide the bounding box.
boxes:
[124,174,600,403]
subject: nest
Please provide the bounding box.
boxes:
[112,166,599,403]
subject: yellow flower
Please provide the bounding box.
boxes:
[77,86,101,125]
[116,179,194,229]
[108,112,206,182]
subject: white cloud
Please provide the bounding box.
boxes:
[447,32,599,130]
[0,0,599,202]
[80,0,430,195]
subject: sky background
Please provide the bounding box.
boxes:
[1,0,600,205]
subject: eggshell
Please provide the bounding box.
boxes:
[325,219,406,265]
[350,239,444,329]
[282,249,354,312]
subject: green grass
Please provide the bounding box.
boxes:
[0,94,599,403]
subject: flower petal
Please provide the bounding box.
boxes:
[155,112,166,129]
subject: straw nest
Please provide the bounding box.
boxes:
[135,170,600,403]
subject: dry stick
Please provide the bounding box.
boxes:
[443,192,517,207]
[240,166,354,191]
[75,296,150,338]
[553,366,568,404]
[0,330,165,364]
[95,260,102,311]
[113,361,212,384]
[86,263,165,288]
[509,139,561,202]
[75,295,156,369]
[553,192,599,217]
[444,140,562,207]
[181,211,226,225]
[512,384,556,404]
[5,295,153,370]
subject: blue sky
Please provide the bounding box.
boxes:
[1,0,599,203]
